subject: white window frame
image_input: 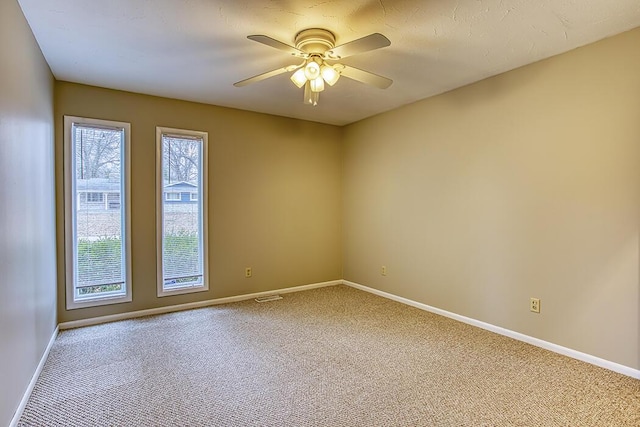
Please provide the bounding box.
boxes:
[64,116,132,309]
[190,193,198,201]
[156,126,209,297]
[165,192,180,201]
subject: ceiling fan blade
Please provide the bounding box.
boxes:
[325,33,390,59]
[233,64,299,87]
[247,35,306,57]
[338,65,393,89]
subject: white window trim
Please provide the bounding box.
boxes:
[64,116,132,309]
[156,126,209,297]
[190,192,198,201]
[165,192,180,201]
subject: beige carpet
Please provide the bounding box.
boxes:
[19,285,640,426]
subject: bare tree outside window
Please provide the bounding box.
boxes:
[75,127,121,180]
[163,136,200,184]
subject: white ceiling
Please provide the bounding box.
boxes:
[18,0,640,126]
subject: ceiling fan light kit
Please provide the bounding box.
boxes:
[290,68,307,88]
[234,28,392,106]
[320,65,340,86]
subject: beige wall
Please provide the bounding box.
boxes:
[343,28,640,369]
[0,0,57,424]
[55,83,343,323]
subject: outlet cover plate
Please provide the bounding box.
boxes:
[530,297,540,313]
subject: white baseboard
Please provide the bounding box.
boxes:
[59,280,342,330]
[343,280,640,380]
[10,325,59,427]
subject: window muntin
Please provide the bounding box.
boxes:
[156,127,208,296]
[64,116,132,309]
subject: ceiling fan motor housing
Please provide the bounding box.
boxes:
[295,28,336,54]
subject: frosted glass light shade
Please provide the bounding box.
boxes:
[310,77,325,92]
[304,61,321,80]
[321,64,340,86]
[290,68,307,88]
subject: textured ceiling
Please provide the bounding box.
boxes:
[18,0,640,126]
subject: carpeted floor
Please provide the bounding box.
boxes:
[19,285,640,426]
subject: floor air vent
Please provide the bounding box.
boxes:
[255,294,283,303]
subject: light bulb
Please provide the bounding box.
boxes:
[310,76,325,92]
[304,61,321,80]
[320,64,340,86]
[290,68,307,88]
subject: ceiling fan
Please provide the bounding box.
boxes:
[234,28,392,106]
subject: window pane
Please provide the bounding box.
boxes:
[73,124,126,300]
[161,134,204,291]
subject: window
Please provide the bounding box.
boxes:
[156,127,208,296]
[190,193,198,201]
[64,116,131,309]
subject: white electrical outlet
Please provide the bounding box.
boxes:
[530,297,540,313]
[381,265,387,276]
[245,267,252,278]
